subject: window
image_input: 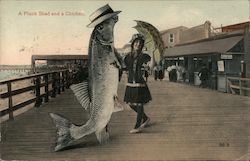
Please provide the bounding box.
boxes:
[169,33,174,43]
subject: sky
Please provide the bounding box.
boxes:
[0,0,249,65]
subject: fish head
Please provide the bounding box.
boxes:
[95,16,118,44]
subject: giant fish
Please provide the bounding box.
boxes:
[49,5,123,151]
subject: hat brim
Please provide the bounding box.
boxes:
[87,11,121,28]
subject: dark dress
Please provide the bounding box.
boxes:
[158,69,164,80]
[124,53,152,104]
[199,67,209,81]
[198,67,210,87]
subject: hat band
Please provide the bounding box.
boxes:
[90,8,114,24]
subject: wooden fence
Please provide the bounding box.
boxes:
[227,76,250,96]
[0,70,70,120]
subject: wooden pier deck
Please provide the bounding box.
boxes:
[1,76,249,160]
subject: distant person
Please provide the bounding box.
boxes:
[170,68,177,82]
[198,64,210,88]
[72,64,80,83]
[158,60,165,81]
[158,66,164,81]
[153,66,158,81]
[78,66,88,81]
[182,70,187,82]
[168,65,177,82]
[144,66,149,82]
[176,65,186,82]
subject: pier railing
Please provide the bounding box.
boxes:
[0,70,70,120]
[227,76,250,96]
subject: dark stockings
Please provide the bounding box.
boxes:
[130,105,148,129]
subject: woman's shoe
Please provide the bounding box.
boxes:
[129,128,141,134]
[140,117,150,128]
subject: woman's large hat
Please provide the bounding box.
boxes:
[87,4,121,28]
[130,33,145,43]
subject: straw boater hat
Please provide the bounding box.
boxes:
[87,4,121,28]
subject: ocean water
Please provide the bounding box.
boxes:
[0,71,29,81]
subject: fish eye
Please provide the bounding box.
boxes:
[97,25,103,31]
[113,16,118,22]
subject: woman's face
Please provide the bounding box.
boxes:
[133,39,143,52]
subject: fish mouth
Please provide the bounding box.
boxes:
[104,38,113,43]
[99,39,113,45]
[102,36,113,44]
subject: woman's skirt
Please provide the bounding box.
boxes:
[124,85,152,104]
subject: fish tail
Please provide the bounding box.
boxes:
[49,113,75,151]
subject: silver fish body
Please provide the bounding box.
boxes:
[68,43,120,142]
[49,16,122,151]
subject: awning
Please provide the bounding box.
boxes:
[163,35,243,57]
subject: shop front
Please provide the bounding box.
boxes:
[163,33,244,91]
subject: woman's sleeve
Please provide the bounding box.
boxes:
[114,49,123,66]
[123,55,129,70]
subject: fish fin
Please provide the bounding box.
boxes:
[95,128,109,144]
[113,95,125,112]
[70,82,90,110]
[49,113,75,151]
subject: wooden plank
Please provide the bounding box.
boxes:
[230,84,240,89]
[0,85,36,98]
[32,55,88,61]
[0,70,69,119]
[230,84,250,91]
[0,91,53,116]
[227,80,236,94]
[0,98,37,117]
[240,86,250,91]
[1,76,249,160]
[227,76,250,81]
[0,93,48,117]
[0,108,10,117]
[0,70,66,85]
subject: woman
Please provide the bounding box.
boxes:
[124,34,152,134]
[198,64,210,88]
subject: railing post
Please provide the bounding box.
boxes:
[57,72,61,94]
[66,70,70,89]
[226,78,229,93]
[239,79,243,95]
[44,74,49,102]
[7,82,14,120]
[35,76,42,107]
[51,72,57,98]
[62,71,65,92]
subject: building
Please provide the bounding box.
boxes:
[163,21,249,94]
[221,21,250,87]
[179,21,211,44]
[160,26,188,48]
[160,21,212,48]
[31,55,88,73]
[221,21,250,32]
